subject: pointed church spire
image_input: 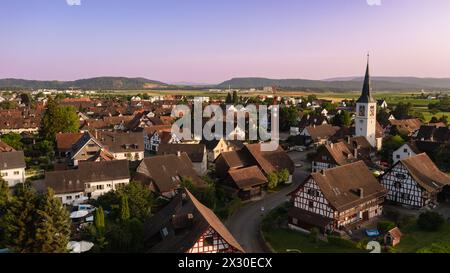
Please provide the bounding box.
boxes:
[357,54,375,103]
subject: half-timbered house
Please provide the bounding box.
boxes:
[379,153,450,208]
[288,161,387,233]
[144,189,244,253]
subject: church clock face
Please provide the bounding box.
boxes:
[369,106,375,117]
[359,105,365,117]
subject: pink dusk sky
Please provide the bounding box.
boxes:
[1,0,450,84]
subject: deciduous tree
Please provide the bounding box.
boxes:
[267,173,279,190]
[41,98,79,140]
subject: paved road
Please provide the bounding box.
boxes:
[226,151,310,253]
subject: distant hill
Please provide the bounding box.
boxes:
[0,77,168,90]
[218,77,450,91]
[170,81,216,86]
[2,76,450,92]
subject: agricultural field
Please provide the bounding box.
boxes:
[100,90,449,123]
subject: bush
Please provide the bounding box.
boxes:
[261,202,290,230]
[417,211,445,231]
[383,207,400,222]
[377,220,396,234]
[416,242,450,253]
[356,238,370,250]
[397,215,416,228]
[327,236,357,248]
[385,246,399,253]
[309,228,320,243]
[227,197,242,218]
[267,172,279,190]
[277,169,290,184]
[306,151,317,161]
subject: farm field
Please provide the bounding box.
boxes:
[98,90,448,123]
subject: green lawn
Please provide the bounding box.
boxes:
[412,107,450,122]
[263,228,366,253]
[261,203,366,253]
[394,220,450,253]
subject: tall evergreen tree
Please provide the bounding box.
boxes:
[95,207,105,233]
[120,195,130,221]
[93,206,107,250]
[341,110,352,127]
[0,178,10,208]
[225,92,232,104]
[34,188,71,253]
[0,178,11,246]
[3,183,37,252]
[232,91,239,105]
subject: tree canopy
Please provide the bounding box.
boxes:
[280,106,299,131]
[331,110,352,127]
[1,184,71,253]
[392,102,413,119]
[41,98,79,140]
[435,141,450,172]
[0,133,23,150]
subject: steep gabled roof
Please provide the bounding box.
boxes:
[416,125,450,142]
[44,160,130,194]
[56,132,84,152]
[185,189,245,252]
[158,144,206,163]
[400,153,450,192]
[70,131,104,159]
[96,131,145,153]
[136,153,205,193]
[0,140,15,153]
[308,161,387,212]
[245,143,295,174]
[0,151,26,170]
[320,142,358,166]
[305,124,340,141]
[389,119,422,134]
[219,149,254,169]
[145,189,244,253]
[228,166,267,189]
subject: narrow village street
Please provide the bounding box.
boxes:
[226,151,309,253]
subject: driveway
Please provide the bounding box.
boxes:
[225,151,310,253]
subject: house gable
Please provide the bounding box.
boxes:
[380,162,424,207]
[292,178,335,219]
